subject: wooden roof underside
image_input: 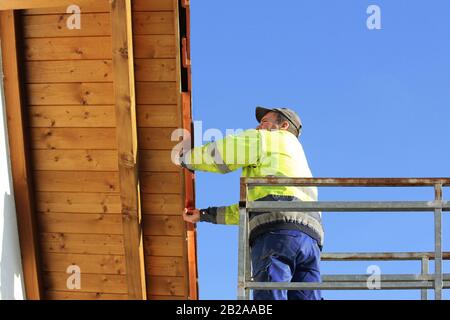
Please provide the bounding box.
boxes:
[0,0,197,300]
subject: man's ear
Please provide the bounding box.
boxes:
[280,121,290,130]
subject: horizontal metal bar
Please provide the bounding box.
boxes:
[242,177,450,187]
[246,281,450,290]
[321,274,450,282]
[321,252,450,261]
[247,201,450,212]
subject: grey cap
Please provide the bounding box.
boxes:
[255,106,302,136]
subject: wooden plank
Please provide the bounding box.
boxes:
[0,10,43,300]
[38,213,123,234]
[27,83,114,105]
[32,150,119,171]
[43,272,127,294]
[30,128,117,149]
[141,194,182,215]
[24,35,177,60]
[137,105,179,127]
[133,0,174,11]
[23,13,111,38]
[26,60,113,83]
[42,252,126,275]
[136,82,177,104]
[138,127,179,150]
[140,172,181,194]
[24,37,112,60]
[149,295,185,300]
[133,12,175,35]
[142,215,184,236]
[110,0,146,300]
[143,236,183,257]
[145,257,185,277]
[135,59,176,81]
[28,106,116,128]
[22,12,173,38]
[134,35,176,59]
[33,171,120,193]
[139,150,180,172]
[45,291,128,300]
[2,0,107,11]
[40,233,125,255]
[22,0,173,14]
[147,276,185,297]
[36,192,122,214]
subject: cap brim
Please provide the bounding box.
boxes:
[255,106,273,123]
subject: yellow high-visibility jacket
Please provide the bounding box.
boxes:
[181,129,320,227]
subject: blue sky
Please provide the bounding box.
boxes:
[189,0,450,300]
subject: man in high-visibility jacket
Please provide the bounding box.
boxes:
[177,106,323,300]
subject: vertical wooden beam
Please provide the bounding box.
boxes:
[0,10,43,299]
[110,0,146,300]
[174,0,198,300]
[182,92,198,300]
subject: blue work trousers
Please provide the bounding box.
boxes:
[250,229,322,300]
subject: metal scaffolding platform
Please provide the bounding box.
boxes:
[237,177,450,300]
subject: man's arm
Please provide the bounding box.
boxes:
[183,204,240,225]
[178,129,261,174]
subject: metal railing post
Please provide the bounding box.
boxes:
[237,180,250,300]
[434,184,443,300]
[421,257,429,300]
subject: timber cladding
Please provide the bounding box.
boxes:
[1,0,195,300]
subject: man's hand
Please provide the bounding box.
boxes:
[183,208,200,223]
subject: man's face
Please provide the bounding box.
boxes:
[256,111,287,131]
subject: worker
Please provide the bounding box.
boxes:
[176,106,323,300]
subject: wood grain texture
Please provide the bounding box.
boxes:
[40,233,125,255]
[135,59,176,81]
[132,12,174,35]
[26,60,113,83]
[134,35,176,58]
[27,83,114,105]
[45,291,128,300]
[143,236,184,257]
[33,171,119,193]
[137,104,179,127]
[23,13,112,38]
[21,0,173,14]
[136,82,177,104]
[146,276,185,297]
[142,215,184,236]
[139,150,180,172]
[32,150,119,171]
[23,12,174,38]
[145,256,185,277]
[24,37,112,60]
[43,272,127,294]
[38,213,123,234]
[141,194,182,215]
[30,128,117,149]
[24,36,175,60]
[4,0,108,11]
[110,0,146,300]
[35,192,122,214]
[140,172,181,194]
[138,127,179,150]
[28,106,116,127]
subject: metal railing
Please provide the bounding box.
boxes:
[237,178,450,300]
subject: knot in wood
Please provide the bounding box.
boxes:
[119,152,135,168]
